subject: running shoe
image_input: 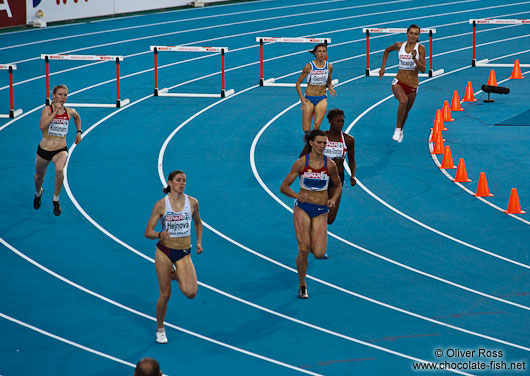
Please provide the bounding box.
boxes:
[298,285,309,299]
[52,200,61,216]
[398,130,404,143]
[156,329,168,344]
[392,128,401,142]
[322,252,329,259]
[33,188,43,210]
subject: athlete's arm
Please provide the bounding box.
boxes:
[190,197,203,254]
[280,158,305,201]
[296,63,312,103]
[345,135,356,186]
[327,63,337,96]
[145,199,168,239]
[379,42,401,79]
[327,160,342,208]
[412,44,426,73]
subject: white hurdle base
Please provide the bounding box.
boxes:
[367,68,444,78]
[263,78,339,88]
[65,99,130,108]
[156,88,235,98]
[474,59,530,68]
[0,108,23,119]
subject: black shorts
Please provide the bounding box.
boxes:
[157,242,191,263]
[37,145,68,161]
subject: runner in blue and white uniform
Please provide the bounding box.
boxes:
[379,24,426,143]
[34,84,82,216]
[145,170,203,344]
[281,130,342,299]
[296,43,337,136]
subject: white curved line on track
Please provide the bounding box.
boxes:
[248,81,530,312]
[0,237,322,376]
[0,312,137,370]
[428,69,530,225]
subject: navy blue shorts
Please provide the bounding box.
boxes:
[295,200,329,219]
[157,242,190,263]
[304,94,327,106]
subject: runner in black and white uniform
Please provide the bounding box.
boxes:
[281,130,342,299]
[296,43,337,135]
[379,24,426,143]
[145,170,203,344]
[34,84,82,216]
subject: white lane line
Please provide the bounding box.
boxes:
[0,312,137,370]
[0,237,322,376]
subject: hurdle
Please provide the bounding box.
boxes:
[40,54,130,108]
[470,19,530,67]
[256,37,339,87]
[150,46,234,98]
[0,64,22,119]
[362,27,444,78]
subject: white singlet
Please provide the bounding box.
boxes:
[161,195,192,238]
[47,108,69,138]
[306,60,329,86]
[324,133,347,160]
[398,42,421,71]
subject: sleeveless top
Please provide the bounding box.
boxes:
[398,42,421,71]
[306,60,329,86]
[299,154,330,192]
[45,106,69,139]
[324,133,347,160]
[160,195,192,238]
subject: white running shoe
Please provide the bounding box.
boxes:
[298,285,309,299]
[156,329,168,344]
[398,130,404,143]
[392,129,401,142]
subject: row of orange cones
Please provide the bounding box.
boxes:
[429,62,526,214]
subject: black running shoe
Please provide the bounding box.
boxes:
[33,190,42,210]
[298,285,309,299]
[53,200,61,216]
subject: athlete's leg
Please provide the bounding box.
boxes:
[310,213,328,258]
[172,254,198,299]
[293,206,311,287]
[392,84,408,130]
[51,151,68,197]
[312,98,328,130]
[401,92,417,129]
[155,248,173,330]
[301,100,315,133]
[34,154,50,193]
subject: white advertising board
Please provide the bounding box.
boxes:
[27,0,231,24]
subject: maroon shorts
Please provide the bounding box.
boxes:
[392,78,417,95]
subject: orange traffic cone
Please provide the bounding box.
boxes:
[451,90,463,111]
[431,132,444,154]
[474,172,493,197]
[487,70,497,86]
[442,100,454,122]
[504,188,525,214]
[453,158,471,182]
[435,109,447,130]
[429,119,440,142]
[463,81,477,102]
[510,59,525,79]
[439,146,456,169]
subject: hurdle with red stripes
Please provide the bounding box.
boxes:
[40,54,130,108]
[150,45,234,98]
[0,64,23,119]
[362,27,444,78]
[470,19,530,67]
[256,37,339,87]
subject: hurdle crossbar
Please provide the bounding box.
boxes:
[0,64,23,119]
[40,54,130,108]
[150,46,234,98]
[469,19,530,67]
[362,28,444,78]
[256,37,338,88]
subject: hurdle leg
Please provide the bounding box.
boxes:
[365,30,370,76]
[154,48,159,96]
[45,56,50,106]
[221,49,226,98]
[429,30,433,77]
[9,66,14,118]
[472,21,476,67]
[116,58,121,107]
[259,39,264,86]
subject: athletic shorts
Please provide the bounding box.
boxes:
[157,242,191,263]
[304,95,327,106]
[36,145,68,161]
[295,200,329,219]
[392,78,418,95]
